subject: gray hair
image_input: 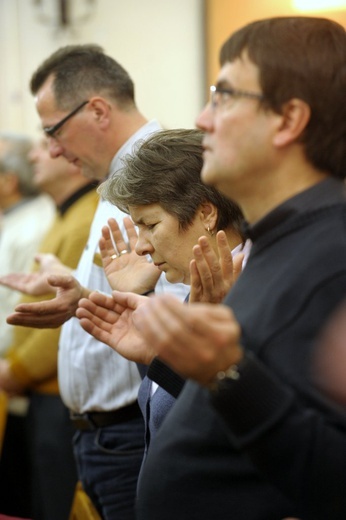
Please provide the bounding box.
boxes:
[0,133,38,197]
[99,128,244,236]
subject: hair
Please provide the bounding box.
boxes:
[99,128,244,237]
[0,133,38,197]
[30,44,135,111]
[220,17,346,179]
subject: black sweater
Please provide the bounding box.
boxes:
[136,178,346,520]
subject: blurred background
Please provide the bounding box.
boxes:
[0,0,345,137]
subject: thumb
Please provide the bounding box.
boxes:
[46,273,76,289]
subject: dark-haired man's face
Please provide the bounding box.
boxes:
[196,54,278,214]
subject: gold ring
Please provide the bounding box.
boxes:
[110,253,118,260]
[120,250,128,255]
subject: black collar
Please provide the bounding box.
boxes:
[242,177,346,242]
[58,181,98,216]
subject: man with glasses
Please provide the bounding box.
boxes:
[101,17,346,520]
[4,45,188,519]
[43,100,89,139]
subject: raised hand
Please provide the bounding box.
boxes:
[0,253,72,296]
[6,274,87,328]
[189,231,244,304]
[100,217,161,294]
[133,293,244,385]
[76,290,155,365]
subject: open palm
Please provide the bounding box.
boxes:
[100,217,161,294]
[77,290,155,365]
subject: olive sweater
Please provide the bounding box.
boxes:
[6,185,98,394]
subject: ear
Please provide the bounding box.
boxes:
[273,98,311,148]
[199,201,218,232]
[88,97,112,129]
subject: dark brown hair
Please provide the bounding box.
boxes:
[30,44,135,111]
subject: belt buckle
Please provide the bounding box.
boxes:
[70,411,96,430]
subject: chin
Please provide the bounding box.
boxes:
[201,165,216,187]
[81,164,103,181]
[165,271,185,285]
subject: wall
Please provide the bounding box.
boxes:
[2,0,344,137]
[0,0,205,137]
[205,0,346,89]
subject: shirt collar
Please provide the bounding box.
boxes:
[58,181,97,216]
[108,120,161,178]
[243,177,346,242]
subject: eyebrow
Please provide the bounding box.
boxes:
[215,79,234,90]
[132,217,144,225]
[130,214,150,226]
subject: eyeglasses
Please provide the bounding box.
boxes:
[43,100,89,138]
[210,85,263,110]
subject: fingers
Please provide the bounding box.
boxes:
[76,293,122,346]
[111,290,148,310]
[82,290,146,316]
[188,259,200,302]
[100,224,120,264]
[78,292,119,319]
[78,313,112,345]
[45,273,77,289]
[133,295,242,383]
[123,217,138,250]
[11,274,78,317]
[107,217,138,255]
[108,218,129,253]
[6,309,64,328]
[76,302,115,332]
[216,231,234,281]
[190,233,233,303]
[192,240,216,291]
[88,291,120,310]
[0,273,28,290]
[13,297,62,315]
[133,295,189,351]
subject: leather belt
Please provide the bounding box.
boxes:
[70,401,142,431]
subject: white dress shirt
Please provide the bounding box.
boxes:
[58,121,189,413]
[0,194,55,356]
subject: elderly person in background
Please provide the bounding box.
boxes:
[0,133,54,356]
[0,137,98,520]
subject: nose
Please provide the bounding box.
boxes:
[135,231,154,257]
[196,102,213,132]
[47,137,64,158]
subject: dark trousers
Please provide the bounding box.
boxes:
[27,393,78,520]
[73,416,145,520]
[0,411,31,518]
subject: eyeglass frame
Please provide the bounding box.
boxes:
[43,100,89,138]
[210,85,264,110]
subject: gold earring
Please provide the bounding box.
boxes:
[207,225,214,236]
